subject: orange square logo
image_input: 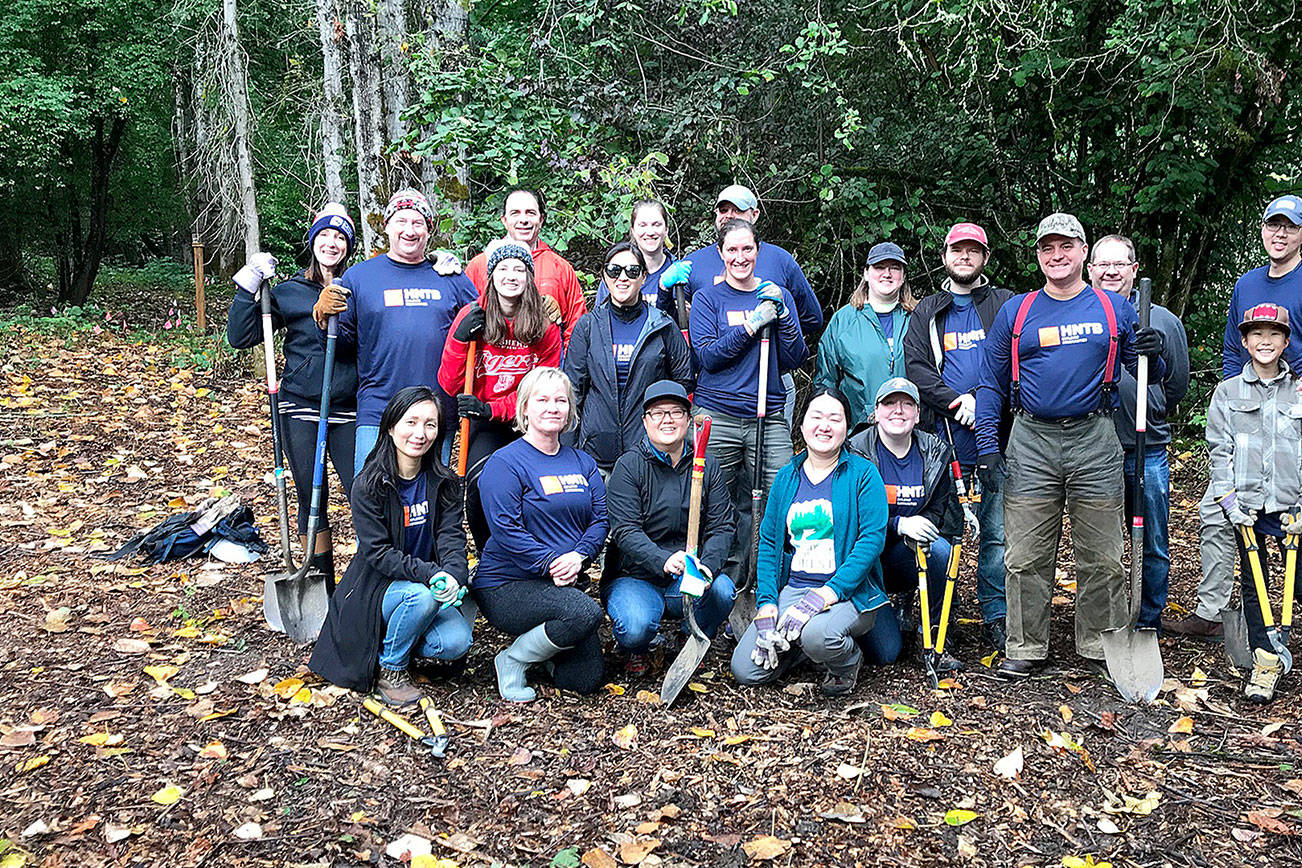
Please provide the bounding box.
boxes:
[884,484,898,504]
[539,475,563,495]
[943,332,958,351]
[1037,326,1061,347]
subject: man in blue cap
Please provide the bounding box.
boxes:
[975,212,1167,678]
[1166,194,1302,640]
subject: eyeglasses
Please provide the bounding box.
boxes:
[1090,260,1135,271]
[1264,221,1302,236]
[604,263,644,279]
[645,407,688,422]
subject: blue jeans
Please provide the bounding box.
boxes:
[859,536,953,664]
[964,461,1007,624]
[354,425,381,478]
[1123,446,1171,629]
[379,581,473,669]
[605,573,737,653]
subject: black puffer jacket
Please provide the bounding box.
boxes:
[309,461,467,691]
[226,271,359,408]
[848,425,963,543]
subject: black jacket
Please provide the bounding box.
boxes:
[848,425,963,543]
[603,437,734,594]
[564,301,694,470]
[226,272,359,409]
[902,279,1012,439]
[309,462,467,691]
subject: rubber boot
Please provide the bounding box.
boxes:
[495,624,566,702]
[310,549,336,594]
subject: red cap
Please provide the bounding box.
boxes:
[944,222,989,250]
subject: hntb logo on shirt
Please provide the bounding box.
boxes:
[539,473,589,495]
[884,483,926,505]
[403,500,428,528]
[1037,321,1104,348]
[383,287,444,307]
[943,328,986,351]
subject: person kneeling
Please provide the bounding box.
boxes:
[605,381,737,675]
[310,387,472,707]
[731,387,890,697]
[849,378,964,671]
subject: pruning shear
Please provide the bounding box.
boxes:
[942,419,981,538]
[362,696,450,758]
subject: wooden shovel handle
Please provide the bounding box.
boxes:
[685,415,712,556]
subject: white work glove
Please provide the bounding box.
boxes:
[428,249,463,276]
[744,300,779,334]
[750,610,789,670]
[233,252,278,295]
[896,515,940,543]
[1217,492,1257,527]
[663,550,687,576]
[429,571,462,605]
[949,393,976,427]
[1284,514,1302,535]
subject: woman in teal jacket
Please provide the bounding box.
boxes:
[731,386,890,697]
[815,242,915,426]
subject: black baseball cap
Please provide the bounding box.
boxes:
[642,380,691,411]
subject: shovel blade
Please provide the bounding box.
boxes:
[263,575,286,633]
[727,589,757,643]
[1221,604,1253,670]
[1100,625,1164,703]
[660,635,710,705]
[268,570,330,644]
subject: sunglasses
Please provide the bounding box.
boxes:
[604,263,644,279]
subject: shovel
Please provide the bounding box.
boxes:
[1101,277,1164,702]
[728,323,771,638]
[914,542,939,689]
[1223,526,1258,670]
[1238,525,1295,673]
[261,280,349,643]
[661,416,715,705]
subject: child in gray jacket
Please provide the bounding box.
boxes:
[1206,302,1301,704]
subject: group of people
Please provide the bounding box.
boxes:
[226,183,1302,707]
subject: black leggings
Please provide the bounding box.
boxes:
[476,580,605,694]
[281,415,355,534]
[1235,531,1285,654]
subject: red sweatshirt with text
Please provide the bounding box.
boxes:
[438,304,563,423]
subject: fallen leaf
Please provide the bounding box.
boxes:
[103,823,138,843]
[1168,716,1194,735]
[1246,811,1296,836]
[612,723,638,750]
[687,682,707,693]
[1261,722,1285,737]
[929,711,953,728]
[79,732,123,747]
[150,783,184,805]
[507,747,533,766]
[957,835,978,858]
[232,822,263,840]
[249,788,274,802]
[835,763,863,780]
[198,741,227,760]
[236,668,268,685]
[635,821,661,835]
[581,848,618,868]
[944,809,978,826]
[386,833,433,859]
[634,690,661,705]
[43,607,72,633]
[412,857,461,868]
[819,800,866,823]
[1097,817,1121,834]
[565,778,590,796]
[905,727,944,742]
[271,677,304,698]
[881,702,920,720]
[112,638,150,655]
[1190,666,1208,687]
[741,836,791,861]
[603,683,626,696]
[129,617,151,632]
[1059,704,1074,723]
[889,815,918,830]
[993,745,1023,780]
[16,755,50,774]
[143,664,178,685]
[1102,789,1161,816]
[689,727,715,738]
[617,838,659,864]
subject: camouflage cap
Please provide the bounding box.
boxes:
[1035,212,1087,244]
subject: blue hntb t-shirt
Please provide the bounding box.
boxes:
[398,473,432,560]
[1221,264,1302,380]
[671,242,823,339]
[785,468,837,589]
[876,440,926,532]
[610,306,649,392]
[336,255,479,426]
[935,294,985,465]
[474,439,609,589]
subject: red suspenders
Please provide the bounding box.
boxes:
[1009,286,1119,412]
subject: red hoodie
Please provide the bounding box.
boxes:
[466,239,588,347]
[438,304,563,422]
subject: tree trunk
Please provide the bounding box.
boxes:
[316,0,348,204]
[346,0,386,254]
[66,117,126,305]
[419,0,471,222]
[222,0,261,258]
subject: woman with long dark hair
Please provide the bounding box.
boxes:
[226,203,358,583]
[565,241,693,472]
[310,386,472,706]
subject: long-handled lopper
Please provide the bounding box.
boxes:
[661,415,714,705]
[1237,525,1295,673]
[942,417,981,539]
[728,323,771,638]
[1101,277,1164,702]
[914,542,939,688]
[262,278,349,643]
[362,697,449,758]
[931,542,961,671]
[1283,517,1297,652]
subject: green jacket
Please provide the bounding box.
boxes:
[816,303,910,426]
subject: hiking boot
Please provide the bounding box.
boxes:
[1245,648,1283,704]
[1161,613,1223,642]
[933,650,965,673]
[981,620,1007,652]
[995,658,1040,680]
[821,662,860,697]
[375,667,422,706]
[625,653,650,677]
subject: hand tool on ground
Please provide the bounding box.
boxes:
[417,696,450,757]
[1237,525,1294,672]
[362,696,447,758]
[456,340,478,477]
[914,541,939,688]
[662,415,714,705]
[262,279,347,643]
[1101,277,1164,701]
[1221,525,1256,670]
[728,323,771,638]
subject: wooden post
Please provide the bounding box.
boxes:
[192,239,207,332]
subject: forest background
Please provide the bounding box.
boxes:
[1,0,1298,428]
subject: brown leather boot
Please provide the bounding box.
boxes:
[1160,613,1223,642]
[375,667,422,706]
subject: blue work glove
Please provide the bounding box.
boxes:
[660,260,692,288]
[755,280,786,318]
[776,589,830,641]
[750,611,789,670]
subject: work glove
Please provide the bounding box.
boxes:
[776,589,830,641]
[755,281,786,318]
[457,394,491,421]
[660,260,692,288]
[1217,491,1257,527]
[663,550,687,576]
[541,293,563,325]
[744,300,780,334]
[427,249,463,276]
[977,452,1005,490]
[453,304,486,342]
[429,571,465,607]
[896,515,940,544]
[949,393,976,427]
[233,252,278,296]
[1133,326,1165,358]
[312,282,350,329]
[751,611,789,670]
[1283,513,1302,535]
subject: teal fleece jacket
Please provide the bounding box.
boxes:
[757,449,890,614]
[816,303,910,427]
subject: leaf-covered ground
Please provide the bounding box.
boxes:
[1,327,1300,868]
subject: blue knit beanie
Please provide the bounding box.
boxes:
[308,203,356,255]
[485,240,534,276]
